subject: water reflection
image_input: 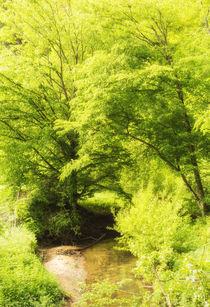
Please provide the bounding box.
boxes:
[83,239,142,296]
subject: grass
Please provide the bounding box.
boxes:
[78,191,124,215]
[0,226,64,307]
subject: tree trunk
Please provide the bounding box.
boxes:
[68,169,78,209]
[176,82,206,217]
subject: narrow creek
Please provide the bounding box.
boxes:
[83,239,142,293]
[42,239,142,306]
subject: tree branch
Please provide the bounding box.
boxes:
[126,127,179,171]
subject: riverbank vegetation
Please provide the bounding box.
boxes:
[0,0,209,306]
[0,225,64,306]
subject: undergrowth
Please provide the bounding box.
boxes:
[0,226,64,306]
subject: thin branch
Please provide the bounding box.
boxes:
[152,264,172,307]
[126,127,179,171]
[31,146,60,174]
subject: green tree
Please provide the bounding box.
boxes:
[72,0,209,217]
[0,0,103,231]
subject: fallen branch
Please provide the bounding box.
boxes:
[62,233,106,254]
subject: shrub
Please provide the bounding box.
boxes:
[76,280,141,306]
[0,226,64,306]
[48,209,82,238]
[115,187,209,306]
[10,187,82,242]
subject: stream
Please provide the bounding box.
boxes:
[83,239,142,293]
[42,239,142,306]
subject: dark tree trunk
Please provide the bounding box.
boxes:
[69,169,78,209]
[176,82,206,217]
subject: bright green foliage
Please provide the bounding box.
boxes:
[0,0,208,217]
[6,188,82,241]
[0,0,135,237]
[78,191,125,215]
[0,185,15,225]
[0,0,209,305]
[115,188,209,306]
[76,280,140,307]
[0,226,64,306]
[73,0,209,216]
[0,0,80,190]
[0,0,111,237]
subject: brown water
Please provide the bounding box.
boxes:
[42,240,143,306]
[83,239,142,296]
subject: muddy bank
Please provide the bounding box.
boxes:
[41,246,86,306]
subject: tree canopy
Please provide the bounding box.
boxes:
[71,0,209,216]
[0,1,209,306]
[0,0,209,220]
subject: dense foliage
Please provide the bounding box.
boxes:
[0,0,209,306]
[116,188,209,306]
[0,226,64,306]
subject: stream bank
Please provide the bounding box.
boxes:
[41,245,86,306]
